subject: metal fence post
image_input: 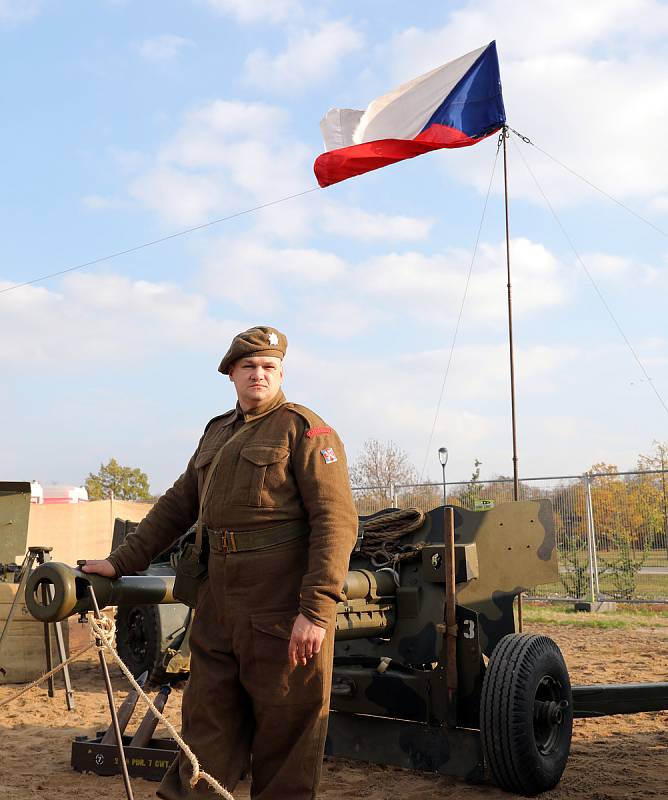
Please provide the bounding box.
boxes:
[584,475,600,601]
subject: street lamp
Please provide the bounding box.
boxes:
[438,447,449,507]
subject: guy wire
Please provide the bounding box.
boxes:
[510,136,668,418]
[0,187,320,296]
[508,127,668,240]
[419,136,502,480]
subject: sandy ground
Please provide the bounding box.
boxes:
[0,619,665,800]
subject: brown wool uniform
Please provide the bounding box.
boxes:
[107,382,358,799]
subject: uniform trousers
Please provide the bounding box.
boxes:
[157,535,335,800]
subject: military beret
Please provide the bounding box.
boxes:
[218,326,288,375]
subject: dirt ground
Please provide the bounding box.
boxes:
[0,619,665,800]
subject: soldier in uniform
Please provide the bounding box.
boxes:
[83,326,359,799]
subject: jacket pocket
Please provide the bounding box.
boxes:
[238,444,290,507]
[249,611,325,705]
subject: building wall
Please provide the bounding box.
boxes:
[26,499,154,565]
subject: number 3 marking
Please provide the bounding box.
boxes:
[463,619,475,639]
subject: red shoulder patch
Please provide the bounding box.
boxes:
[306,426,332,439]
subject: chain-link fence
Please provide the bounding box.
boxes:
[352,469,668,603]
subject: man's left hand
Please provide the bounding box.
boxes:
[288,613,326,670]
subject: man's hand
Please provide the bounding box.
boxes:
[80,559,117,578]
[288,613,326,670]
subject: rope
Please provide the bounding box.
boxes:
[0,640,95,709]
[419,136,502,480]
[88,614,235,799]
[0,187,320,297]
[0,612,234,798]
[360,508,426,567]
[509,136,668,419]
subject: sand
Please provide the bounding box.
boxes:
[0,620,665,800]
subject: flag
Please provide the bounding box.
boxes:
[314,41,506,188]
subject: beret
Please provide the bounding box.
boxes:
[218,326,288,375]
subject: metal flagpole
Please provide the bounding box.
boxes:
[502,126,523,630]
[502,127,520,500]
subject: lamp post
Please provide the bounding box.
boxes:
[438,447,449,507]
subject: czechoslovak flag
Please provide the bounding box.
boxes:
[314,41,506,188]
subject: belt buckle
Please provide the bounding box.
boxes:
[224,531,238,553]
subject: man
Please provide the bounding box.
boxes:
[83,326,358,799]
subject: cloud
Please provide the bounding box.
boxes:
[0,274,239,368]
[125,100,312,229]
[198,0,302,24]
[201,238,347,312]
[357,237,567,325]
[0,0,41,25]
[245,20,364,91]
[321,204,434,241]
[129,167,223,226]
[135,34,195,61]
[372,1,668,206]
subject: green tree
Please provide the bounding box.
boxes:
[86,458,152,501]
[452,459,483,509]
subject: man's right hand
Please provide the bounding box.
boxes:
[81,559,117,578]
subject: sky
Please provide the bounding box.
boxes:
[1,0,667,493]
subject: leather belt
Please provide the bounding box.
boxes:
[206,519,309,554]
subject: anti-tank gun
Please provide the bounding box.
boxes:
[25,500,668,795]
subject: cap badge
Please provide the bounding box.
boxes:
[268,332,279,346]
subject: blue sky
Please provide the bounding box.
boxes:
[1,0,667,493]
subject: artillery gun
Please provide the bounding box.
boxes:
[25,500,668,796]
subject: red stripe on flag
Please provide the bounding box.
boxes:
[314,124,500,188]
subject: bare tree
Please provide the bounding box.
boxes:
[349,439,418,489]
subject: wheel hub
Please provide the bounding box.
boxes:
[533,675,569,754]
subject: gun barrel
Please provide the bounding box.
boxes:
[25,562,399,630]
[25,562,176,622]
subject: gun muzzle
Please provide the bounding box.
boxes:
[25,562,176,622]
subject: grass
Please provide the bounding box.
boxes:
[529,572,668,602]
[518,601,668,630]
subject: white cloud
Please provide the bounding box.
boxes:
[135,34,195,62]
[125,100,312,229]
[357,237,567,325]
[321,204,434,241]
[372,1,668,206]
[201,238,347,312]
[581,252,632,279]
[0,0,41,25]
[129,168,223,226]
[199,0,302,24]
[245,20,364,91]
[0,274,239,367]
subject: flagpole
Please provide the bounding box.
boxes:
[502,125,523,630]
[502,126,520,500]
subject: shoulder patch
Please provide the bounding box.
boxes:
[306,426,332,439]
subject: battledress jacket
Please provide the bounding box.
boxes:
[106,390,358,627]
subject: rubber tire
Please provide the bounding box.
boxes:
[115,603,163,682]
[480,633,573,796]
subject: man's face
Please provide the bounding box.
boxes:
[229,356,284,410]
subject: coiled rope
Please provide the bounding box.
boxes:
[359,508,426,568]
[0,611,235,799]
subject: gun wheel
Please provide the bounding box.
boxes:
[115,603,163,682]
[480,633,573,796]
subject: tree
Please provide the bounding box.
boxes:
[86,458,152,502]
[349,439,418,489]
[452,458,483,509]
[349,439,420,513]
